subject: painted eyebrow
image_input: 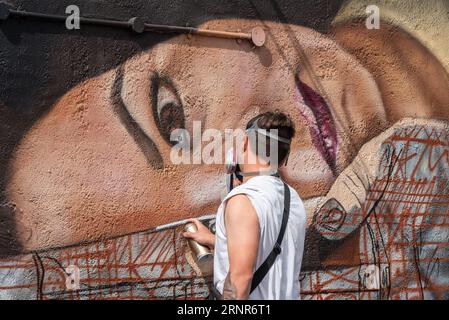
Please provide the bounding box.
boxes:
[111,66,164,170]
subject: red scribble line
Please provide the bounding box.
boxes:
[0,284,37,290]
[306,267,360,291]
[389,136,448,147]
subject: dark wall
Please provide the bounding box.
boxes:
[0,0,343,117]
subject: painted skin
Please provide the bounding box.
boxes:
[4,19,449,252]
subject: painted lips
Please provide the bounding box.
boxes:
[296,79,338,172]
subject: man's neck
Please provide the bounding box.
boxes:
[239,163,276,183]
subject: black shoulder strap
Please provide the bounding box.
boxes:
[250,182,291,294]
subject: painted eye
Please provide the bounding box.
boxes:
[151,76,186,145]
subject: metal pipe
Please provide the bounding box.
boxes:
[144,22,251,40]
[8,9,139,30]
[143,22,265,46]
[0,3,265,46]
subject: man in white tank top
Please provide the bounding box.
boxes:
[184,112,307,300]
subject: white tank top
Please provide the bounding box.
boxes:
[213,175,307,300]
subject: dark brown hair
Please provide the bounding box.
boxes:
[245,111,295,165]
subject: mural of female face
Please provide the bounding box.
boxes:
[3,17,449,253]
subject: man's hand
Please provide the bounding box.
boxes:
[183,219,215,250]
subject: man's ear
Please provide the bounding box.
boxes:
[239,135,250,166]
[243,135,249,152]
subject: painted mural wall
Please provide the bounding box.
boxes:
[0,0,448,299]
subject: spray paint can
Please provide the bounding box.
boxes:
[184,223,213,263]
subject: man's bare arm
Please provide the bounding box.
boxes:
[223,194,260,300]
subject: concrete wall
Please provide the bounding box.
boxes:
[0,0,448,299]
